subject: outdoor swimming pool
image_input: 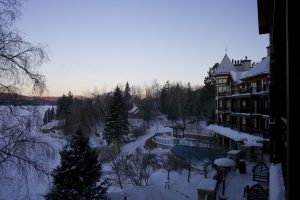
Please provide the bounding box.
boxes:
[170,145,227,169]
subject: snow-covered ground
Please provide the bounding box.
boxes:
[1,106,274,200]
[0,106,67,200]
[0,132,67,199]
[108,169,208,200]
[122,121,171,154]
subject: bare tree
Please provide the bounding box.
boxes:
[0,0,53,192]
[0,106,54,180]
[124,148,157,186]
[98,146,126,189]
[0,0,48,95]
[158,153,187,180]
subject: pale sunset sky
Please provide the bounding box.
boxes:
[17,0,269,96]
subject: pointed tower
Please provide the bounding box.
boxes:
[215,54,236,75]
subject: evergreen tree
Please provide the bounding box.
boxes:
[50,107,55,121]
[43,109,49,125]
[202,63,219,120]
[185,82,193,117]
[159,81,170,116]
[124,81,132,111]
[140,89,155,128]
[56,91,74,119]
[204,63,218,88]
[104,86,129,152]
[45,129,107,200]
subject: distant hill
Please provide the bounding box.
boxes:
[0,93,59,105]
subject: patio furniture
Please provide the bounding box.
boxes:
[244,184,269,200]
[252,162,269,183]
[197,178,217,200]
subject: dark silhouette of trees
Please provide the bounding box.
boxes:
[104,86,129,152]
[45,129,107,200]
[201,63,219,120]
[43,107,56,125]
[124,81,132,111]
[56,91,74,119]
[140,89,156,127]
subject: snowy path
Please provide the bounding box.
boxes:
[122,121,172,154]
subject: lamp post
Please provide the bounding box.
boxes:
[214,158,236,198]
[222,167,225,195]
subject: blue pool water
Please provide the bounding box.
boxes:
[170,145,227,169]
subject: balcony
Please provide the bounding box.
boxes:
[251,107,270,115]
[231,88,251,95]
[231,107,250,113]
[251,86,270,94]
[232,86,270,96]
[217,91,231,97]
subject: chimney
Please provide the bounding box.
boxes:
[242,57,251,70]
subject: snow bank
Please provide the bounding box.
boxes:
[198,178,217,191]
[269,163,286,200]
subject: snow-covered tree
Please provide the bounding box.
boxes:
[104,86,129,152]
[45,128,107,200]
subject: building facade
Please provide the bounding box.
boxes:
[214,51,270,140]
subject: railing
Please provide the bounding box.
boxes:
[231,107,250,113]
[232,85,270,96]
[178,139,210,148]
[152,136,178,146]
[251,86,270,94]
[232,88,251,95]
[217,91,231,97]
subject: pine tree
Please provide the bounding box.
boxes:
[140,89,155,128]
[56,91,73,119]
[202,63,219,120]
[104,86,129,152]
[45,129,107,200]
[124,81,132,110]
[159,81,170,116]
[43,109,48,125]
[50,107,55,121]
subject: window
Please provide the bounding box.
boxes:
[242,117,246,125]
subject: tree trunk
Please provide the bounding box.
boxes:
[187,160,191,182]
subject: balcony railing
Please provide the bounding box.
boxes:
[251,107,270,115]
[217,91,231,97]
[251,86,270,94]
[232,88,250,95]
[231,107,250,113]
[232,86,270,96]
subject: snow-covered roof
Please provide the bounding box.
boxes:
[205,125,267,147]
[197,178,217,191]
[214,158,236,167]
[215,54,236,75]
[128,105,139,114]
[229,71,248,83]
[227,150,240,155]
[241,56,270,80]
[270,163,286,200]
